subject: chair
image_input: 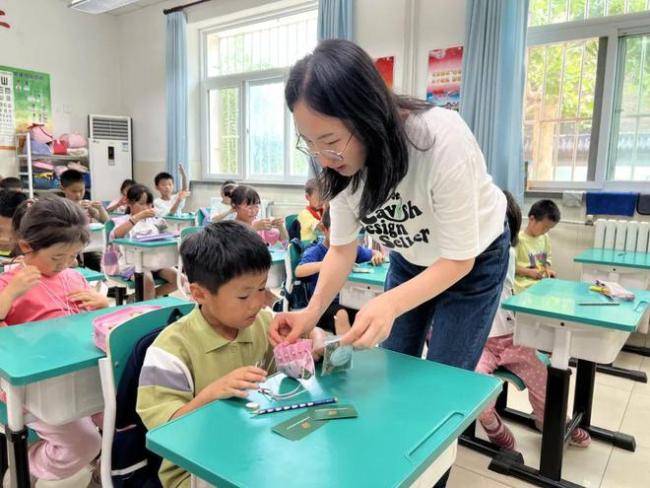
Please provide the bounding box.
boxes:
[176,226,202,300]
[0,404,39,479]
[98,303,195,488]
[280,238,309,312]
[285,214,300,241]
[196,208,210,227]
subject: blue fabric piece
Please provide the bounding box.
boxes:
[317,0,353,41]
[586,192,639,217]
[299,242,372,301]
[460,0,529,202]
[165,11,188,185]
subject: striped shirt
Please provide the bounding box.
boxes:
[136,305,273,488]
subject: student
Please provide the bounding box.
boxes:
[60,169,109,272]
[476,191,590,450]
[60,169,109,224]
[210,180,237,222]
[111,184,178,300]
[231,185,288,245]
[0,196,107,485]
[297,178,324,242]
[0,190,28,258]
[0,177,23,192]
[153,163,189,217]
[296,208,383,333]
[514,199,560,293]
[137,221,326,488]
[106,178,136,213]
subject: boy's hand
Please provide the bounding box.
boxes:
[525,268,543,280]
[6,266,41,298]
[90,201,104,209]
[203,366,267,401]
[176,190,190,202]
[67,289,109,310]
[370,250,384,266]
[546,268,557,278]
[178,162,186,175]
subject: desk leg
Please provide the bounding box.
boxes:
[539,366,571,479]
[574,360,636,452]
[1,381,30,488]
[1,432,7,478]
[622,344,650,358]
[134,250,144,303]
[568,358,647,383]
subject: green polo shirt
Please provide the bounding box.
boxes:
[137,305,273,488]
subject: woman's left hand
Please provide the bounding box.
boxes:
[340,294,398,348]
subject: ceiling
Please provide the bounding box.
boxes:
[63,0,171,16]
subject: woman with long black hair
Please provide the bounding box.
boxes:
[270,39,508,381]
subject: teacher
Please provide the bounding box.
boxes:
[270,39,510,373]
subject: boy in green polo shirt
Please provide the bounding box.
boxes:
[137,221,325,488]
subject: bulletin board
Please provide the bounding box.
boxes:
[0,65,52,149]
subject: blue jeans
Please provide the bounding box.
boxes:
[382,224,510,371]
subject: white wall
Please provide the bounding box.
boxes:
[115,0,468,213]
[0,0,122,177]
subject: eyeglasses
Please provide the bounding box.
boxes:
[295,132,354,162]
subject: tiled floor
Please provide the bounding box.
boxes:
[448,352,650,488]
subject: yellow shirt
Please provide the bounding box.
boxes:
[514,230,552,293]
[298,207,321,242]
[137,306,273,488]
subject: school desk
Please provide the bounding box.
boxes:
[146,347,502,488]
[0,296,187,488]
[84,222,106,254]
[494,278,650,488]
[339,261,389,309]
[268,248,287,289]
[165,213,197,233]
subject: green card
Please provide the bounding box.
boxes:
[272,411,326,441]
[311,405,358,421]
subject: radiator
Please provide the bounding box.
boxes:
[593,219,650,252]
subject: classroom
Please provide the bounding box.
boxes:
[0,0,649,487]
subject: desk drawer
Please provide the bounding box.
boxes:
[24,367,104,426]
[340,282,384,309]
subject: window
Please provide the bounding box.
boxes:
[525,0,650,189]
[201,7,317,183]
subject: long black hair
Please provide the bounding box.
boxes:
[285,39,431,218]
[503,190,522,247]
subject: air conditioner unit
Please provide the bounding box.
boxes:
[88,115,133,202]
[68,0,139,14]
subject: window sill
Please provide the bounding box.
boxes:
[190,180,306,189]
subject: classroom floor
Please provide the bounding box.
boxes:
[448,350,650,488]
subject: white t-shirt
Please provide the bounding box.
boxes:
[209,200,235,221]
[329,107,507,266]
[154,195,186,217]
[489,247,516,338]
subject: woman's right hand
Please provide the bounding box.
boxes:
[253,219,272,231]
[134,209,157,222]
[269,308,320,346]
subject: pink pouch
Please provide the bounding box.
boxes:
[60,133,87,148]
[52,138,68,155]
[93,305,162,352]
[273,339,315,379]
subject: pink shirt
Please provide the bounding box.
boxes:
[0,268,90,326]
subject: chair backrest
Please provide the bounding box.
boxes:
[180,225,202,241]
[107,304,194,386]
[104,218,116,243]
[197,207,210,226]
[285,214,300,240]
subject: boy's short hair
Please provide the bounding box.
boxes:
[0,177,22,191]
[181,221,271,294]
[529,199,561,223]
[154,172,174,186]
[321,207,331,230]
[503,191,522,247]
[120,179,137,192]
[60,169,85,188]
[222,179,236,187]
[0,191,28,219]
[304,178,320,196]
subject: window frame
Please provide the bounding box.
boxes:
[526,10,650,191]
[199,2,317,185]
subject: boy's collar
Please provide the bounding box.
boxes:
[192,306,255,352]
